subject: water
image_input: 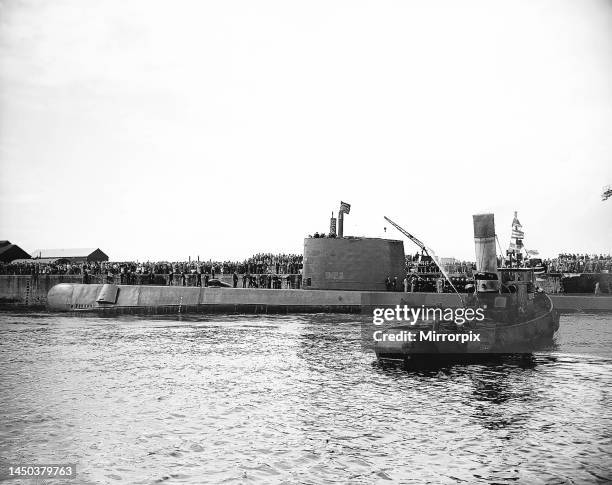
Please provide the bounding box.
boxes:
[0,312,611,484]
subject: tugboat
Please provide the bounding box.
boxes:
[374,213,560,363]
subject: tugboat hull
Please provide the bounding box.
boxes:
[374,306,559,363]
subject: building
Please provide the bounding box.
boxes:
[29,248,109,263]
[0,240,31,263]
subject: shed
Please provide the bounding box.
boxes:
[29,248,109,262]
[0,241,32,263]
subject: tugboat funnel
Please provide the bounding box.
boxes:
[473,213,499,293]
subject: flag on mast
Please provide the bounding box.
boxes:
[512,211,522,229]
[340,201,351,214]
[508,211,525,253]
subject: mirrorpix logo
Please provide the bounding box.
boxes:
[372,305,485,326]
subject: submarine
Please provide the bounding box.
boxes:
[46,231,459,314]
[45,207,558,337]
[47,205,462,314]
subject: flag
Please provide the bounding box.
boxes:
[527,249,539,256]
[340,201,351,214]
[511,229,524,239]
[512,211,522,229]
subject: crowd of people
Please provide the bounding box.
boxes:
[0,253,304,279]
[404,252,612,275]
[2,252,610,293]
[405,253,476,276]
[542,254,612,273]
[385,274,474,293]
[0,260,84,276]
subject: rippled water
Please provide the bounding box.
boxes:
[1,312,611,484]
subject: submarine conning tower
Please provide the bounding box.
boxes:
[302,237,406,291]
[473,213,500,293]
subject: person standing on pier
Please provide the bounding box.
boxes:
[233,272,238,288]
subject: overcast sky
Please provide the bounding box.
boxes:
[1,0,611,261]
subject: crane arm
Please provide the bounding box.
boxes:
[384,215,465,306]
[384,216,429,256]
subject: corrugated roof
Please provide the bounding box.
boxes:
[30,248,100,258]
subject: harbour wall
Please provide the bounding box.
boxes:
[1,276,611,312]
[549,295,612,312]
[0,274,244,307]
[0,275,83,306]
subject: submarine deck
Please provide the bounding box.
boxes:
[45,283,612,314]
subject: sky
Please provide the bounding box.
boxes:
[1,0,611,262]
